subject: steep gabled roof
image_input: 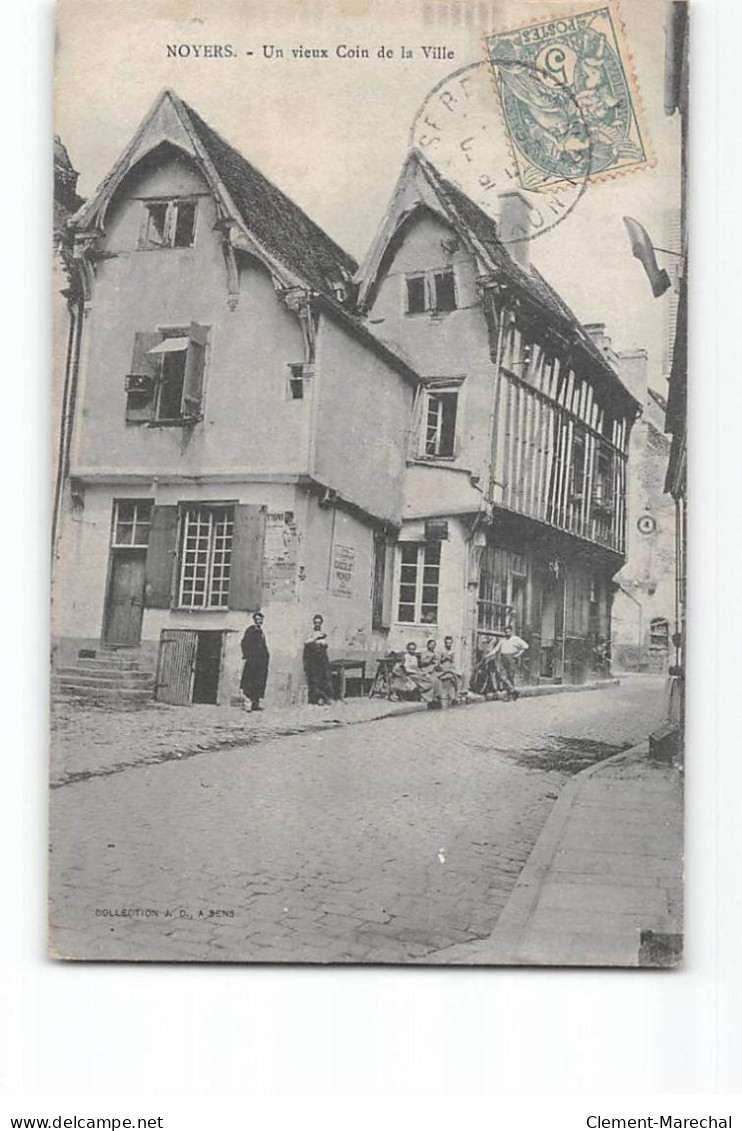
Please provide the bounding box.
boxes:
[179,100,357,297]
[356,150,641,415]
[70,89,357,301]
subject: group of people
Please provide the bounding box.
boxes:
[239,609,530,712]
[239,612,336,712]
[389,636,466,706]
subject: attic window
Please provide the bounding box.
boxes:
[433,269,456,313]
[405,269,458,315]
[141,199,197,249]
[406,275,427,315]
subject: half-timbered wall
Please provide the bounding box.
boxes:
[490,315,630,556]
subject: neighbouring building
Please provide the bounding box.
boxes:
[52,136,83,549]
[354,152,642,685]
[52,90,419,706]
[582,331,675,672]
[663,1,689,699]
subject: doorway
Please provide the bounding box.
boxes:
[155,629,225,705]
[103,550,146,646]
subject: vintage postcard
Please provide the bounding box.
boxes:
[50,0,687,965]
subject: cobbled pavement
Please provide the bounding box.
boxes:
[49,675,667,964]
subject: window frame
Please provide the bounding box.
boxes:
[111,499,153,549]
[403,267,458,316]
[396,541,442,626]
[422,387,459,458]
[125,325,209,426]
[140,198,199,250]
[176,504,235,611]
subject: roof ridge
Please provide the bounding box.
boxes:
[179,98,358,285]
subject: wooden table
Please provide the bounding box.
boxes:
[329,659,367,700]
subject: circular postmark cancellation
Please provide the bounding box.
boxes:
[410,59,592,249]
[410,8,649,250]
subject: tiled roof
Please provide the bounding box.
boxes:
[181,100,358,298]
[419,157,639,406]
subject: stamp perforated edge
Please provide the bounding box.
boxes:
[481,1,657,193]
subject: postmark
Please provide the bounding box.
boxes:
[485,5,650,191]
[410,60,590,248]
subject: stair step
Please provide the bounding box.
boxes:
[57,667,154,684]
[52,681,153,702]
[52,674,154,692]
[75,656,142,671]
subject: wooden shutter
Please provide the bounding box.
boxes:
[182,323,209,418]
[144,505,178,608]
[228,504,267,611]
[126,331,161,422]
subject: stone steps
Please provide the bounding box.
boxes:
[51,680,154,704]
[52,650,156,704]
[56,667,154,686]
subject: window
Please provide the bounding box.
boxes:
[397,542,441,624]
[112,500,153,548]
[406,275,427,314]
[424,389,458,457]
[177,506,234,609]
[433,269,456,312]
[569,430,587,499]
[649,617,670,651]
[125,325,209,424]
[141,199,198,249]
[404,269,457,315]
[593,447,614,510]
[287,363,306,400]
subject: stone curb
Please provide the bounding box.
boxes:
[476,741,648,964]
[419,740,652,966]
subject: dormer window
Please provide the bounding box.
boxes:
[405,268,458,315]
[140,199,198,249]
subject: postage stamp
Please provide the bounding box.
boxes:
[485,5,650,191]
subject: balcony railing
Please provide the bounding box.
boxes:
[490,368,627,555]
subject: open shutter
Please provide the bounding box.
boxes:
[181,323,209,418]
[144,505,178,608]
[228,504,267,611]
[126,331,161,421]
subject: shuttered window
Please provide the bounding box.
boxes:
[125,325,209,425]
[177,506,234,609]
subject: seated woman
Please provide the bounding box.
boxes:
[390,642,437,703]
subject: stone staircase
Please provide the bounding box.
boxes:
[52,651,156,706]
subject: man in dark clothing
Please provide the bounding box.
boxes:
[303,614,335,705]
[240,611,269,712]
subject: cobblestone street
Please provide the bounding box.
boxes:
[49,675,667,963]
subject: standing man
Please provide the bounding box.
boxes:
[303,614,335,705]
[240,611,270,712]
[490,624,529,701]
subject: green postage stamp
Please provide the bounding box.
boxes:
[485,5,650,191]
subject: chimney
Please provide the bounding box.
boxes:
[616,348,649,405]
[584,322,621,371]
[498,191,532,270]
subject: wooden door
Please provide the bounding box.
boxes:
[104,551,146,646]
[155,629,198,705]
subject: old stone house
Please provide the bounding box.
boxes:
[52,90,418,706]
